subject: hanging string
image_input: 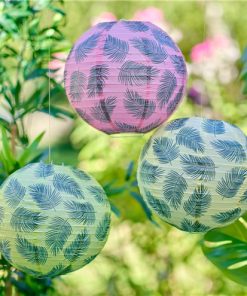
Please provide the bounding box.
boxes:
[201,0,207,119]
[48,37,51,163]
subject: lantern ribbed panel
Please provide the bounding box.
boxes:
[0,163,111,277]
[137,117,247,233]
[64,20,187,134]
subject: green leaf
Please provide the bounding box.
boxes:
[41,106,75,119]
[202,217,247,286]
[1,127,15,165]
[18,132,44,166]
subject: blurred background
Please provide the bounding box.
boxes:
[1,0,247,295]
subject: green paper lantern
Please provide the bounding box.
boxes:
[0,163,111,278]
[137,117,247,233]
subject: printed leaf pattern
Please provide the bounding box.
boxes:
[152,28,179,51]
[163,171,188,209]
[72,168,91,180]
[212,140,246,163]
[176,127,205,152]
[87,64,109,97]
[153,137,179,163]
[29,184,61,210]
[180,219,210,233]
[145,190,171,218]
[16,235,48,265]
[75,33,100,63]
[216,168,247,198]
[88,186,107,204]
[4,179,26,208]
[64,201,95,224]
[97,21,116,31]
[35,162,54,178]
[183,185,211,217]
[165,118,189,131]
[212,208,241,224]
[139,160,164,184]
[180,154,215,181]
[45,217,72,255]
[69,71,86,101]
[114,121,138,132]
[91,97,116,122]
[53,173,83,198]
[124,89,155,119]
[95,213,111,241]
[131,38,167,64]
[0,240,11,262]
[167,86,183,115]
[123,21,149,32]
[0,207,4,224]
[157,70,177,109]
[64,229,90,262]
[138,119,162,133]
[202,119,225,135]
[118,61,159,86]
[10,207,47,232]
[104,35,129,62]
[171,55,186,74]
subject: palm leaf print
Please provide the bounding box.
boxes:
[4,178,26,208]
[138,119,162,133]
[0,207,4,224]
[75,108,92,122]
[180,154,215,181]
[95,213,111,241]
[163,171,188,210]
[45,217,72,255]
[53,173,83,198]
[104,35,129,62]
[64,229,90,262]
[83,254,98,265]
[216,168,247,198]
[75,33,100,63]
[151,28,179,51]
[118,61,159,86]
[212,208,241,224]
[176,127,205,153]
[45,264,68,278]
[153,137,179,164]
[157,70,177,109]
[180,219,210,233]
[167,86,184,115]
[145,190,171,218]
[165,118,189,131]
[91,97,116,122]
[202,119,225,135]
[124,89,155,119]
[171,55,186,74]
[123,21,149,32]
[29,184,61,210]
[240,190,247,203]
[15,265,43,278]
[88,186,108,204]
[131,38,167,64]
[212,140,246,163]
[64,200,95,224]
[97,21,116,30]
[35,162,54,178]
[72,168,91,181]
[16,235,48,265]
[87,64,109,97]
[183,185,211,218]
[114,121,138,132]
[69,70,86,101]
[139,160,163,184]
[10,207,47,232]
[0,240,11,262]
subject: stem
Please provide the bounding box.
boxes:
[5,268,12,296]
[11,124,17,156]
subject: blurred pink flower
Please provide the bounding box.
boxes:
[133,7,164,26]
[91,12,117,26]
[48,52,67,83]
[191,36,229,63]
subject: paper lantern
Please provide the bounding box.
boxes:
[0,163,111,277]
[64,20,187,134]
[137,117,247,233]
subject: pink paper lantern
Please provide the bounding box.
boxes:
[64,20,187,134]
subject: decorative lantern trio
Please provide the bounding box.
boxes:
[1,20,246,278]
